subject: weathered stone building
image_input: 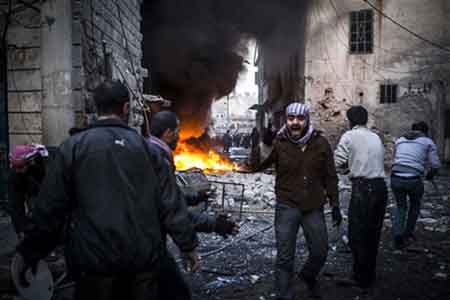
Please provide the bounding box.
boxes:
[255,1,450,163]
[303,0,450,162]
[0,0,145,197]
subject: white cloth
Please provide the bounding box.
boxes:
[334,126,385,179]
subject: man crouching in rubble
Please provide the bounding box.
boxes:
[253,102,342,300]
[147,110,239,300]
[16,80,199,300]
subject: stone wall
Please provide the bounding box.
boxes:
[304,0,450,162]
[78,0,145,127]
[4,2,43,145]
[3,0,145,147]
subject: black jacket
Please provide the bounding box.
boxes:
[19,119,198,276]
[146,137,216,233]
[8,166,44,233]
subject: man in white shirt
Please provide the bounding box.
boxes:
[334,106,388,293]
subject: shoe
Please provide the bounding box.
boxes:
[358,286,376,300]
[403,234,417,246]
[336,277,359,287]
[393,235,405,250]
[299,273,321,299]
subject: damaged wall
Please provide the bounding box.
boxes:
[2,0,145,147]
[3,1,43,145]
[305,0,450,161]
[79,0,145,127]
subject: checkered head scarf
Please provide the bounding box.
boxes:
[9,144,48,171]
[279,102,315,145]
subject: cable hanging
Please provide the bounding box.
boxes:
[362,0,450,54]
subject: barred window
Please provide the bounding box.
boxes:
[380,84,398,104]
[350,9,374,54]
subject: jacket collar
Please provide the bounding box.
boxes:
[87,118,132,131]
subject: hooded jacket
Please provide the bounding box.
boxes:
[392,131,441,177]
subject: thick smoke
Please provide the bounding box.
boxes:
[141,0,311,137]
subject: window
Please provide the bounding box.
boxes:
[350,9,374,54]
[380,84,398,104]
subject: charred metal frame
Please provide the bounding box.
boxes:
[209,180,245,221]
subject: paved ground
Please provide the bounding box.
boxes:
[0,168,449,299]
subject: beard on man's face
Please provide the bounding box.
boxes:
[288,123,306,137]
[168,138,178,150]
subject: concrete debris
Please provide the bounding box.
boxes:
[205,276,242,289]
[418,218,438,225]
[420,209,432,218]
[433,272,447,280]
[250,275,260,284]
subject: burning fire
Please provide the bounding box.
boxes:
[174,140,239,173]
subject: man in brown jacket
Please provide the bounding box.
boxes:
[255,102,342,300]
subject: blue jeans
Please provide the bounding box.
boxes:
[390,176,424,238]
[274,203,328,300]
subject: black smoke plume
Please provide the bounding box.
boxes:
[141,0,311,137]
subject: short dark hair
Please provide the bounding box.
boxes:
[412,121,429,135]
[93,80,130,115]
[346,105,368,126]
[150,111,179,138]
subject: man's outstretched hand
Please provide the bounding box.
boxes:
[215,214,240,238]
[181,248,200,273]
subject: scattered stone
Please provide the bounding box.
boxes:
[418,218,438,225]
[435,226,448,233]
[423,203,434,209]
[434,272,447,280]
[419,209,432,218]
[250,275,260,284]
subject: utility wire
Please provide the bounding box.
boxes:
[362,0,450,54]
[327,0,446,75]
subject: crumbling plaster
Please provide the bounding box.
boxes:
[305,0,450,161]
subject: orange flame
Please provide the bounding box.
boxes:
[174,140,239,173]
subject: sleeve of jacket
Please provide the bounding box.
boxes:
[334,132,351,169]
[428,140,441,170]
[254,140,278,172]
[188,210,216,233]
[147,146,199,252]
[8,172,28,234]
[17,146,72,262]
[323,139,339,207]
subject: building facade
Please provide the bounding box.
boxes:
[0,0,145,198]
[304,0,450,162]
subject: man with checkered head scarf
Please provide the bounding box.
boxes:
[8,144,49,238]
[254,102,342,299]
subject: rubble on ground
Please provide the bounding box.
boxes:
[0,169,449,300]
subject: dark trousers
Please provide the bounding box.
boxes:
[275,203,328,300]
[157,252,191,300]
[349,178,387,288]
[390,176,424,238]
[75,271,158,300]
